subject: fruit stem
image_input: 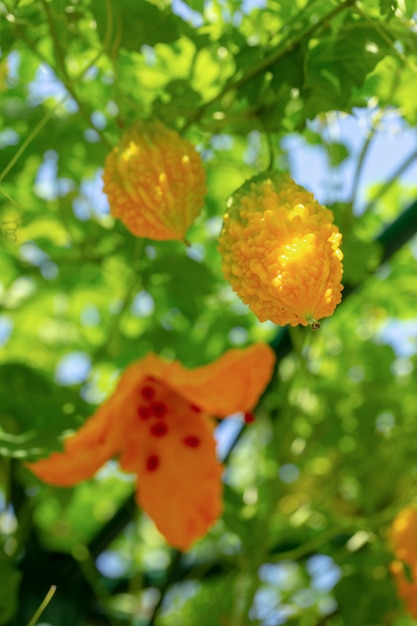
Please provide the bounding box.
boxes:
[306,315,320,331]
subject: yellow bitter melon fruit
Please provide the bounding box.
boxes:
[103,121,206,241]
[219,172,344,328]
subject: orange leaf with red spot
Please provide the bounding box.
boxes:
[27,344,275,550]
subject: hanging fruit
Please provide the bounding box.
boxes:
[103,121,206,241]
[219,171,343,329]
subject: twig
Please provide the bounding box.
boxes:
[270,527,345,563]
[27,585,57,626]
[0,97,66,186]
[0,1,113,190]
[265,131,275,170]
[363,147,417,215]
[350,110,383,215]
[92,238,145,360]
[148,551,182,626]
[40,0,113,148]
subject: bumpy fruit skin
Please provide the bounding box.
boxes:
[218,172,344,328]
[102,121,206,241]
[390,506,417,617]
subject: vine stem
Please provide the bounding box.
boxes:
[363,147,417,215]
[27,585,57,626]
[0,97,65,187]
[265,130,275,170]
[147,550,182,626]
[92,237,145,360]
[350,45,399,219]
[270,527,345,564]
[349,5,413,216]
[0,187,22,208]
[350,109,384,216]
[40,0,113,149]
[0,0,113,189]
[181,0,356,132]
[350,61,401,216]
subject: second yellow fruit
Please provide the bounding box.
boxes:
[219,172,344,328]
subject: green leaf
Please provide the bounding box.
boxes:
[327,141,350,167]
[364,56,417,124]
[271,44,305,92]
[147,254,214,319]
[334,548,398,625]
[90,0,185,51]
[304,15,392,116]
[379,0,397,15]
[152,79,202,125]
[0,363,89,458]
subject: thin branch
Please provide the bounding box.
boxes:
[40,0,113,148]
[0,21,113,190]
[0,187,25,220]
[148,551,182,626]
[102,0,116,59]
[350,67,400,215]
[269,527,344,563]
[350,118,380,215]
[27,585,57,626]
[92,238,146,360]
[376,198,417,265]
[70,0,113,83]
[222,423,246,465]
[40,0,69,80]
[0,97,66,186]
[363,147,417,215]
[265,131,275,170]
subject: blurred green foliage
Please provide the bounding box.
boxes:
[1,0,417,624]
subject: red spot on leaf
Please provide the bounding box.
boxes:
[150,422,168,437]
[141,386,155,401]
[138,406,151,420]
[189,403,201,413]
[184,435,200,448]
[244,412,256,424]
[146,454,159,471]
[151,401,168,418]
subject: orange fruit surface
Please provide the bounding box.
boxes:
[219,172,344,328]
[390,506,417,617]
[102,121,206,241]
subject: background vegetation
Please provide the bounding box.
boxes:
[1,0,417,624]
